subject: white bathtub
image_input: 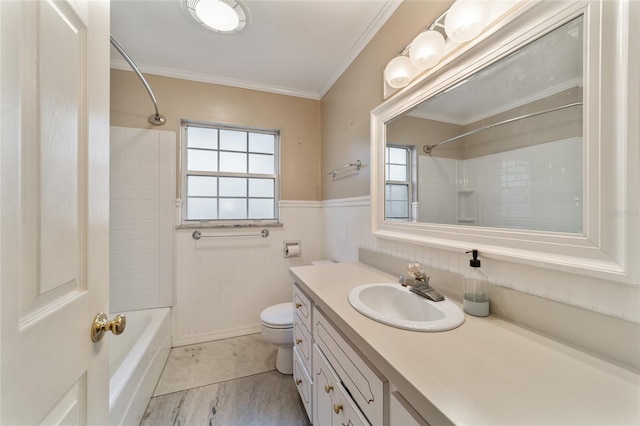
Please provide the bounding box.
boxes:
[109,308,171,426]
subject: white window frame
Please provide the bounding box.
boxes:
[180,120,280,225]
[385,145,412,221]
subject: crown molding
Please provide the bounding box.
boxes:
[318,0,403,98]
[110,59,321,100]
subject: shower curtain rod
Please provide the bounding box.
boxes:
[422,101,583,154]
[110,35,166,126]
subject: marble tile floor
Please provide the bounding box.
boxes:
[141,334,310,426]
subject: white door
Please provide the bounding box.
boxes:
[1,0,111,424]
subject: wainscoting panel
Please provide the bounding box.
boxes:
[172,201,323,346]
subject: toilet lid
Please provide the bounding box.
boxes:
[260,302,293,328]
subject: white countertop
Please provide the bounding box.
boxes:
[290,262,640,425]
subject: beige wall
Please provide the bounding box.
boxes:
[110,69,321,200]
[320,0,453,200]
[387,115,463,159]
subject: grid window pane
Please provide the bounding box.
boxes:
[389,201,409,218]
[188,176,217,196]
[249,199,274,219]
[220,130,247,152]
[389,184,408,201]
[183,123,278,222]
[219,177,247,197]
[187,198,217,220]
[249,153,274,174]
[219,151,247,173]
[388,164,407,181]
[219,198,247,219]
[249,133,275,154]
[249,178,274,197]
[388,147,406,164]
[188,149,218,172]
[187,127,218,149]
[385,146,411,220]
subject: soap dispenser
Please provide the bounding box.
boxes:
[463,250,489,317]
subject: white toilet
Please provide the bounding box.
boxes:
[260,302,294,375]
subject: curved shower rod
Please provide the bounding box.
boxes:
[110,35,166,126]
[423,101,583,154]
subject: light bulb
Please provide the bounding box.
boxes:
[444,0,489,43]
[195,0,239,32]
[384,56,417,89]
[409,30,446,70]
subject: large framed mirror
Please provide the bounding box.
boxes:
[371,0,639,283]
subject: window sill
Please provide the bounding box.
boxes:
[176,222,283,230]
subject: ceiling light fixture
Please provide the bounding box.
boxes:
[185,0,247,34]
[384,0,507,90]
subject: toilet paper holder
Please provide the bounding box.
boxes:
[283,241,301,258]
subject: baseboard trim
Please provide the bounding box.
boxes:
[172,324,262,347]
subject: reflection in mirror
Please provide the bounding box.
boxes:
[385,15,584,234]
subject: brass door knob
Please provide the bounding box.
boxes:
[91,313,126,342]
[333,403,343,414]
[324,384,333,393]
[295,339,303,344]
[295,303,302,308]
[295,379,302,385]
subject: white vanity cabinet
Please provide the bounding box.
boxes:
[389,389,429,426]
[313,345,369,426]
[313,308,386,425]
[292,284,313,420]
[293,283,388,425]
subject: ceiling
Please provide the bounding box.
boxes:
[110,0,400,100]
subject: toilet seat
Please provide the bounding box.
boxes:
[260,302,293,329]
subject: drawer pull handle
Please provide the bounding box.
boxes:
[295,303,302,308]
[324,384,333,393]
[333,403,343,414]
[295,379,302,385]
[295,339,303,345]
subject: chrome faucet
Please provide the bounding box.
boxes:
[399,262,445,302]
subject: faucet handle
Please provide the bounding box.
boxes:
[407,262,426,280]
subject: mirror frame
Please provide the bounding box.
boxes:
[371,0,639,284]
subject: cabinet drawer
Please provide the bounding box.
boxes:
[293,318,312,373]
[314,345,369,426]
[293,348,312,421]
[314,308,385,425]
[293,284,312,331]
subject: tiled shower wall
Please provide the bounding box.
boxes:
[419,137,582,232]
[321,197,639,324]
[110,127,175,313]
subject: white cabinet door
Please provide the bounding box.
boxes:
[314,345,369,426]
[314,345,336,426]
[1,0,111,424]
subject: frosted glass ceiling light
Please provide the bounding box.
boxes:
[384,56,417,89]
[444,0,489,43]
[409,30,446,70]
[186,0,247,34]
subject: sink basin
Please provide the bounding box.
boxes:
[348,283,465,332]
